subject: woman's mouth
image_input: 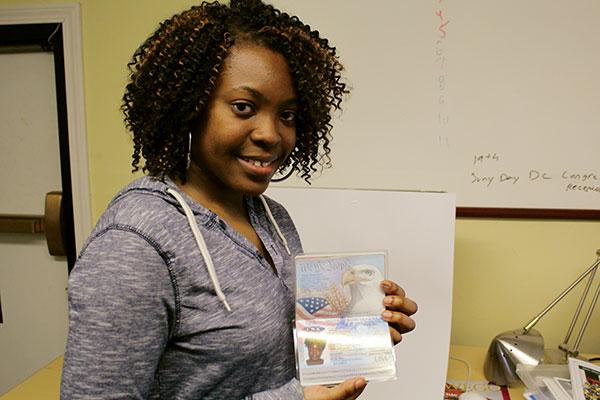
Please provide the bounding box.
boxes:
[239,156,278,175]
[241,157,275,168]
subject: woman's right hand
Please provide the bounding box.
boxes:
[303,378,367,400]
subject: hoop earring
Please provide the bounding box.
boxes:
[186,132,192,170]
[271,165,295,182]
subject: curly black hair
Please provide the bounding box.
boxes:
[122,0,348,183]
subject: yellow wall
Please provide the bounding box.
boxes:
[2,0,598,354]
[455,218,600,354]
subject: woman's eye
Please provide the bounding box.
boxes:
[280,110,297,123]
[231,102,254,116]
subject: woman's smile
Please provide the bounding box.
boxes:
[239,155,280,176]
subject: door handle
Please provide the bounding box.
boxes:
[0,214,44,233]
[44,191,65,256]
[0,191,66,256]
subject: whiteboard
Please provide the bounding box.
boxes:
[271,0,600,213]
[266,187,456,400]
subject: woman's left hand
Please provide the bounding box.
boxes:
[380,280,418,344]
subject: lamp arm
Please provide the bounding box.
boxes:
[562,268,597,346]
[522,254,600,333]
[571,280,600,353]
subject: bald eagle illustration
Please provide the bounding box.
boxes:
[341,264,385,316]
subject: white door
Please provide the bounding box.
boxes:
[0,5,90,395]
[0,49,70,395]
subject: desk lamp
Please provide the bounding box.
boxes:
[483,249,600,386]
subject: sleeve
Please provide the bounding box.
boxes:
[250,378,304,400]
[60,228,175,400]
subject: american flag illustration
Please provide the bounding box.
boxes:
[296,296,339,320]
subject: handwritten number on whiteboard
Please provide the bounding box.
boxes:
[435,10,450,38]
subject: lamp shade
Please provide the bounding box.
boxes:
[483,329,544,386]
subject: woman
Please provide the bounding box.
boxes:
[61,1,417,399]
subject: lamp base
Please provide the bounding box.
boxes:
[483,329,545,386]
[542,348,568,364]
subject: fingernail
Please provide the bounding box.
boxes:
[355,378,367,390]
[382,311,392,320]
[384,296,393,306]
[381,281,391,289]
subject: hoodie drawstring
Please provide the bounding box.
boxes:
[259,195,291,256]
[167,188,290,312]
[167,188,232,312]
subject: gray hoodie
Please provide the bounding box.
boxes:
[61,176,304,399]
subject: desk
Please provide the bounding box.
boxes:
[447,346,600,400]
[0,346,530,399]
[4,346,596,399]
[447,345,525,399]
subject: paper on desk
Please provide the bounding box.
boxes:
[445,380,511,400]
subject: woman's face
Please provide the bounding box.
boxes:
[189,44,298,199]
[307,342,324,361]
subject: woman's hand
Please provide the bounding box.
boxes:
[303,378,367,400]
[380,280,418,344]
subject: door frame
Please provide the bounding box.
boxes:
[0,4,91,253]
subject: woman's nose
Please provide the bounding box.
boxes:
[251,114,281,147]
